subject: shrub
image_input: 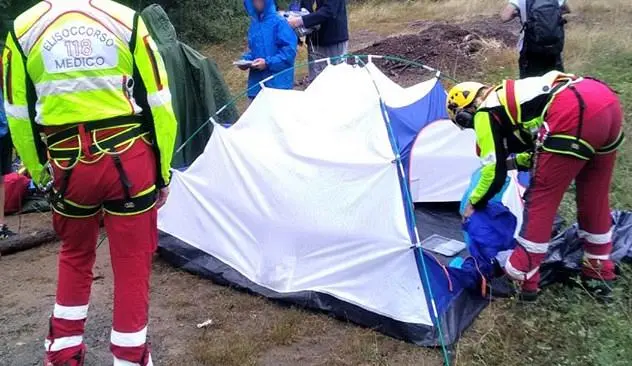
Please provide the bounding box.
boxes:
[0,0,252,47]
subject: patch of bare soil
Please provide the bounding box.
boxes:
[0,212,56,255]
[0,17,522,366]
[356,18,519,86]
[0,213,442,366]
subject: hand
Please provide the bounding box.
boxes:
[462,202,475,221]
[515,151,533,171]
[33,166,52,190]
[252,58,267,70]
[156,187,170,209]
[287,16,302,29]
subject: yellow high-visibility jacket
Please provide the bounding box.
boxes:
[469,71,578,208]
[2,0,177,187]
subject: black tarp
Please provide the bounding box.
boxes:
[540,211,632,286]
[158,206,632,347]
[141,5,239,168]
[413,204,632,287]
[158,204,489,347]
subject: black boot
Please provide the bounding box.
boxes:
[517,289,539,303]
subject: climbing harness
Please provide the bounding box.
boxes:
[541,81,625,160]
[44,116,157,218]
[501,76,625,160]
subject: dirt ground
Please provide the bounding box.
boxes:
[1,213,448,366]
[0,17,518,366]
[356,18,519,86]
[0,16,561,366]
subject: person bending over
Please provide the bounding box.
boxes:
[446,72,623,302]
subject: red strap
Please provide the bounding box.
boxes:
[77,124,93,159]
[505,79,520,124]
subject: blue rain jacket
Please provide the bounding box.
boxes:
[243,0,298,98]
[0,94,8,138]
[447,168,518,291]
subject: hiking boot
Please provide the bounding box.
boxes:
[581,275,615,303]
[0,224,16,240]
[487,275,518,298]
[517,289,539,303]
[44,345,86,366]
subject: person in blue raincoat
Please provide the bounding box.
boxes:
[239,0,298,99]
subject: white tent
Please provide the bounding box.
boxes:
[158,63,524,345]
[363,66,481,203]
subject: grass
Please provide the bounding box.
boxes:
[348,0,501,37]
[458,267,632,366]
[188,0,632,365]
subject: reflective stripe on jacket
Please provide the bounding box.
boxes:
[469,71,578,207]
[2,0,177,187]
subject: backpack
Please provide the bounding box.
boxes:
[523,0,565,55]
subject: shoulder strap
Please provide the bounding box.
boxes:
[9,27,47,164]
[503,79,521,126]
[129,12,140,54]
[566,85,586,141]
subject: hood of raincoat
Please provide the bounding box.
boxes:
[242,0,297,97]
[244,0,276,19]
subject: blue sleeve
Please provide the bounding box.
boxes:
[242,51,255,61]
[265,20,298,73]
[0,94,7,137]
[243,24,255,61]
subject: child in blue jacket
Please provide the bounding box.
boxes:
[240,0,298,99]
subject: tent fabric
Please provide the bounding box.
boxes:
[158,63,489,346]
[141,5,238,168]
[159,211,489,346]
[362,67,481,203]
[160,64,428,324]
[156,61,632,346]
[384,80,449,173]
[409,120,479,202]
[541,210,632,286]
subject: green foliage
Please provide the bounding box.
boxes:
[166,0,248,46]
[0,0,251,46]
[465,265,632,366]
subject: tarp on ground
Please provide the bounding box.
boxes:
[156,62,632,347]
[158,63,521,346]
[141,5,239,168]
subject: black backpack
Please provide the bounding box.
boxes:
[523,0,565,55]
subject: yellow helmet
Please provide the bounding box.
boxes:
[446,82,486,125]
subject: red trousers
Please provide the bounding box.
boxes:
[506,79,623,290]
[45,138,157,366]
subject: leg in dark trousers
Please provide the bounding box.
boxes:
[519,50,564,78]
